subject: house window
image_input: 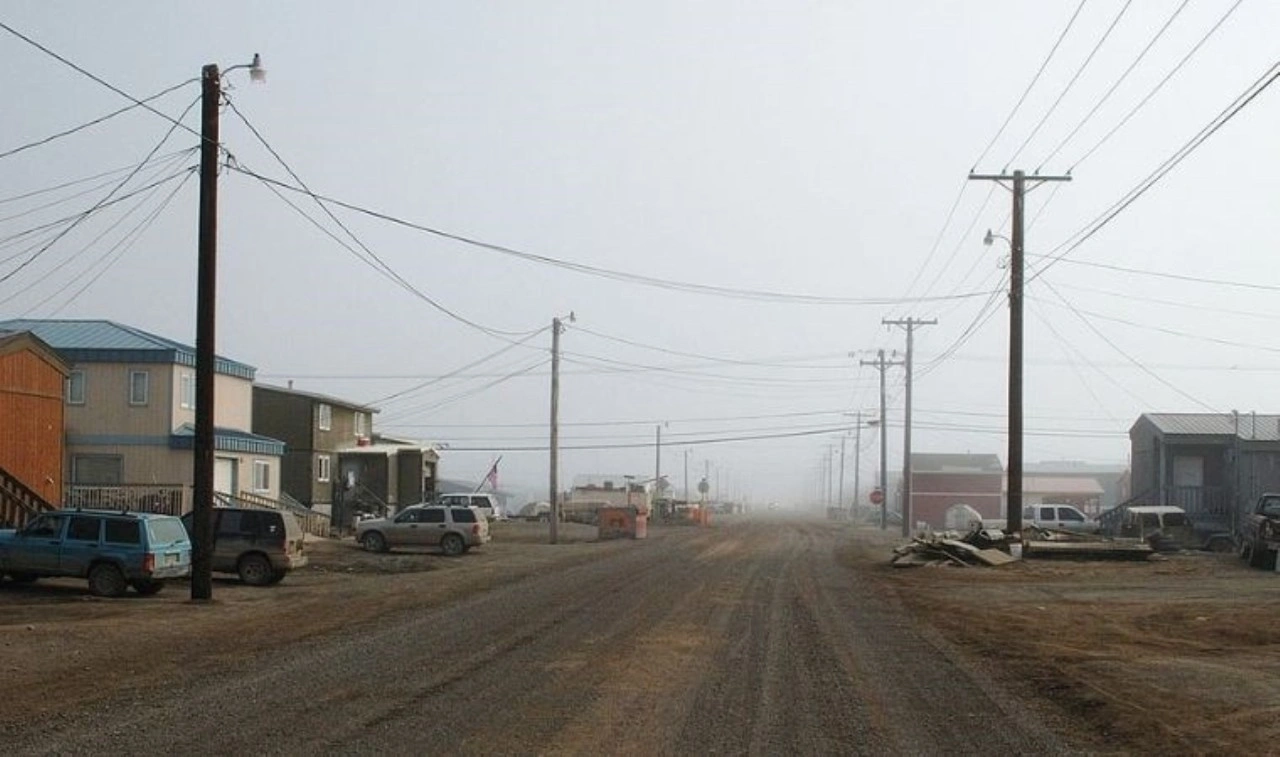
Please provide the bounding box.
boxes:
[317,403,332,431]
[180,373,195,409]
[129,370,149,406]
[317,454,331,483]
[66,370,86,405]
[355,412,367,438]
[253,460,271,492]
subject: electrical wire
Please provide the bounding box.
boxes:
[0,149,193,206]
[1039,279,1217,411]
[0,21,205,143]
[378,358,551,423]
[1030,58,1280,283]
[1069,0,1245,172]
[1007,0,1134,168]
[0,93,199,288]
[224,101,543,341]
[1036,0,1191,171]
[971,0,1090,170]
[0,78,197,161]
[1028,253,1280,293]
[43,169,196,316]
[367,327,550,406]
[225,164,1004,308]
[1034,294,1280,355]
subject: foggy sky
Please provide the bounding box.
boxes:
[2,1,1278,506]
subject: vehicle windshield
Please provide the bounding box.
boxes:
[148,518,190,546]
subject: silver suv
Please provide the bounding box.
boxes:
[356,505,490,556]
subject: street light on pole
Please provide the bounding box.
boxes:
[191,54,265,602]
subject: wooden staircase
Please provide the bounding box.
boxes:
[0,464,56,529]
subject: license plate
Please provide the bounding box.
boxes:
[165,552,181,565]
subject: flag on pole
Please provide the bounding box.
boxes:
[481,457,500,491]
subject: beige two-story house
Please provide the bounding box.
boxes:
[0,319,283,511]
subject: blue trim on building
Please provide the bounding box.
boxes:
[170,424,286,456]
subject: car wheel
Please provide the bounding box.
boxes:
[238,554,273,586]
[440,533,465,557]
[132,579,165,596]
[88,563,128,598]
[1244,540,1270,569]
[7,572,38,584]
[361,531,388,553]
[265,570,287,585]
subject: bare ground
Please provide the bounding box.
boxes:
[0,517,1276,754]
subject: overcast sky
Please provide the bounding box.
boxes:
[2,1,1278,506]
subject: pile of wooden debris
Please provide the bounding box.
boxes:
[891,529,1017,568]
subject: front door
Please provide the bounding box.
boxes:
[214,457,238,496]
[17,513,68,572]
[1172,456,1204,488]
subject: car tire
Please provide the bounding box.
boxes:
[440,533,465,557]
[265,570,287,585]
[238,554,273,586]
[132,579,165,596]
[1244,540,1270,569]
[88,563,128,598]
[7,572,38,584]
[361,531,388,553]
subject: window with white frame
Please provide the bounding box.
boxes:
[355,412,367,438]
[317,454,331,483]
[253,460,271,492]
[317,403,332,431]
[129,370,149,406]
[179,373,195,409]
[66,370,86,405]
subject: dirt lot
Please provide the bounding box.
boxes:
[843,527,1280,754]
[0,520,605,724]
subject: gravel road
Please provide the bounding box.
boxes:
[1,518,1077,755]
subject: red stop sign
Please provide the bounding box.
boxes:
[869,489,884,505]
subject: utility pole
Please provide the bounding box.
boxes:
[191,63,221,602]
[548,317,563,544]
[837,434,847,512]
[654,424,661,507]
[684,449,690,505]
[861,349,903,530]
[969,169,1070,534]
[853,411,862,517]
[883,318,936,537]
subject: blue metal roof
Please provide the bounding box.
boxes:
[169,424,285,456]
[0,319,255,379]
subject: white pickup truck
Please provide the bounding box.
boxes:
[982,503,1099,534]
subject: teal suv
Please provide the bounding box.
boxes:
[0,509,192,597]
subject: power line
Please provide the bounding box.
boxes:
[1007,0,1134,168]
[1031,58,1280,282]
[0,21,206,143]
[1029,253,1280,293]
[368,327,550,406]
[1036,0,1191,171]
[225,163,1003,308]
[1039,279,1217,411]
[43,169,196,316]
[0,77,197,161]
[971,0,1090,170]
[0,96,200,288]
[1069,0,1245,172]
[225,101,542,341]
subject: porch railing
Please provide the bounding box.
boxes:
[62,484,187,516]
[0,465,56,529]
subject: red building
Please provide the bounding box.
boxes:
[910,453,1004,528]
[0,331,68,524]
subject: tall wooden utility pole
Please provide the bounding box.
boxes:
[861,349,903,530]
[191,63,220,601]
[883,318,936,537]
[968,169,1070,535]
[548,316,563,544]
[654,424,662,510]
[852,410,862,516]
[837,434,846,512]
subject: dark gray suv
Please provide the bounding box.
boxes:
[181,507,307,585]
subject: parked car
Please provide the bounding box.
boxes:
[1239,493,1280,569]
[1098,504,1233,552]
[434,492,502,520]
[180,507,307,586]
[356,504,490,556]
[1021,504,1099,533]
[0,509,191,597]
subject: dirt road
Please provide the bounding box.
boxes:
[0,518,1079,755]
